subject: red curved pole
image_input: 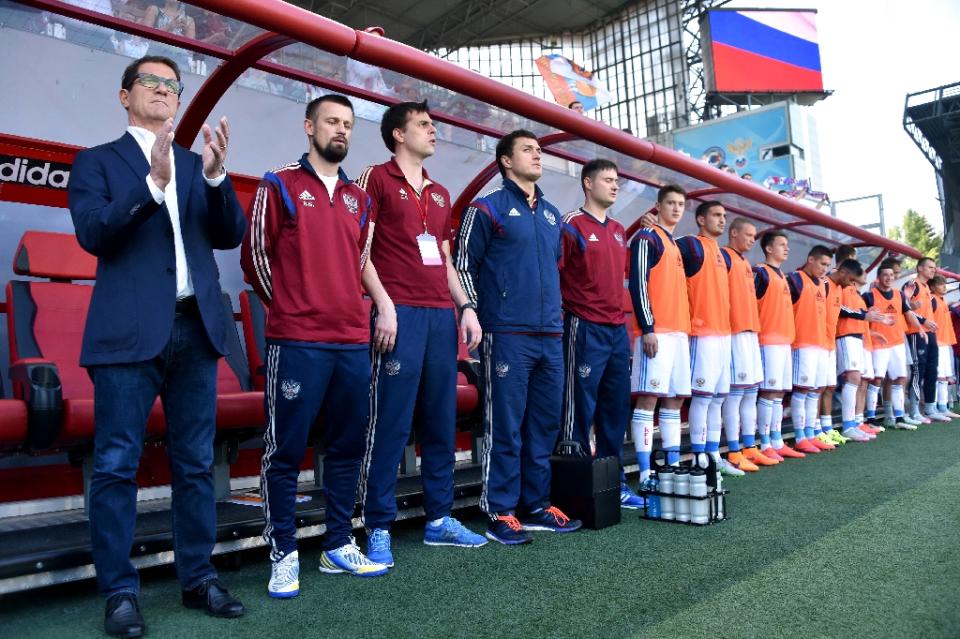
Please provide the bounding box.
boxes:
[865,249,889,273]
[175,32,295,147]
[449,161,500,232]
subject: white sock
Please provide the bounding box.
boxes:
[741,388,758,444]
[632,409,654,482]
[866,384,880,415]
[805,393,820,434]
[659,408,683,466]
[722,389,744,449]
[841,383,858,426]
[771,398,784,448]
[891,384,905,415]
[820,414,833,433]
[706,394,724,454]
[937,380,949,409]
[791,391,807,440]
[688,395,711,453]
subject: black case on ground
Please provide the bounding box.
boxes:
[549,440,621,529]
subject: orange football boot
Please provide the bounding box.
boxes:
[794,439,821,454]
[741,447,778,466]
[772,444,804,459]
[727,451,759,472]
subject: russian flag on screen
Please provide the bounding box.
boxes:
[708,10,823,93]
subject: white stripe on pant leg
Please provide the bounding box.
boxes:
[562,317,579,441]
[260,344,281,559]
[479,333,495,516]
[357,345,383,518]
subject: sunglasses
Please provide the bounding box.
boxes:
[131,72,184,96]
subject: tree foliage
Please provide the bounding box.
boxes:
[887,209,941,269]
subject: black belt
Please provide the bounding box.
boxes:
[175,296,200,316]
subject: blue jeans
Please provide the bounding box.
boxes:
[88,313,219,597]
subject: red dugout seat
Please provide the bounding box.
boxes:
[6,231,263,450]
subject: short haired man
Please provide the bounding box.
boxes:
[833,260,895,441]
[69,55,246,636]
[928,276,960,418]
[242,95,389,598]
[628,185,692,480]
[720,217,773,471]
[752,231,803,460]
[862,264,919,430]
[676,202,738,475]
[456,130,582,544]
[559,159,643,509]
[817,247,859,440]
[903,257,946,422]
[568,100,585,113]
[786,245,836,454]
[355,101,487,568]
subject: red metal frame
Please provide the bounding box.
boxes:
[8,0,960,279]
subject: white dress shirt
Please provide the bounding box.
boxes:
[127,126,225,299]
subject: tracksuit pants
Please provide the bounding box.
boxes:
[360,306,458,530]
[907,332,938,406]
[561,314,630,481]
[261,342,369,560]
[479,332,563,516]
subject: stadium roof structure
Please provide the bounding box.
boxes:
[286,0,636,51]
[7,0,958,278]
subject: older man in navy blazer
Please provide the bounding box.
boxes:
[68,55,246,638]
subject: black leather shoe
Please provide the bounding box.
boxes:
[182,578,245,618]
[104,593,145,638]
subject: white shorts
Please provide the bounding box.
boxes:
[690,334,732,395]
[836,336,866,376]
[938,344,955,379]
[730,331,763,387]
[873,343,908,380]
[631,332,691,397]
[905,339,914,366]
[792,346,831,389]
[760,344,793,392]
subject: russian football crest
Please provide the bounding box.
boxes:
[342,193,359,215]
[385,360,401,376]
[431,192,446,208]
[544,210,557,225]
[578,364,591,379]
[614,230,624,245]
[495,362,510,378]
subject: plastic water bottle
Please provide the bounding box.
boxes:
[646,476,661,518]
[674,467,690,523]
[715,466,725,521]
[689,468,708,524]
[659,468,675,521]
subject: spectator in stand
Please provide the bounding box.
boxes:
[568,100,585,114]
[742,172,753,181]
[143,1,195,38]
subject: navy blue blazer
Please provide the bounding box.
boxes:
[68,132,246,366]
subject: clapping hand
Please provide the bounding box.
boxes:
[202,116,229,179]
[149,118,174,190]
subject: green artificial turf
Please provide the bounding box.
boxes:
[3,423,959,639]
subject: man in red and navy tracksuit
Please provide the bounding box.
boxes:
[241,95,388,599]
[559,159,643,510]
[355,101,487,568]
[456,129,582,545]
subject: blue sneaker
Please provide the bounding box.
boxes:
[485,513,533,545]
[519,506,582,533]
[424,516,488,547]
[620,483,645,510]
[319,538,389,577]
[366,528,394,567]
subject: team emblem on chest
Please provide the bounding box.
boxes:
[342,193,359,215]
[431,192,446,208]
[398,187,409,200]
[543,210,557,225]
[614,230,624,245]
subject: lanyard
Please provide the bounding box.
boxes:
[405,180,430,233]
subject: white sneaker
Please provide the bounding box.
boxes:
[268,550,300,598]
[925,412,950,423]
[718,458,746,476]
[901,414,922,425]
[841,427,871,442]
[943,409,960,419]
[894,421,918,431]
[319,538,389,577]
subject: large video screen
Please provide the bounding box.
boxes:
[702,9,823,94]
